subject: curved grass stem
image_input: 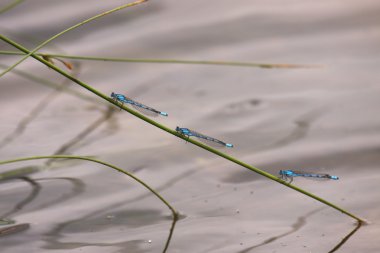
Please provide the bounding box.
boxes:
[0,0,147,78]
[0,50,319,69]
[0,35,364,224]
[0,155,178,253]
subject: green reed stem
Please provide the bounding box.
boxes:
[0,155,176,216]
[0,63,99,104]
[0,0,25,15]
[0,0,147,78]
[0,155,178,252]
[0,50,318,69]
[0,34,364,223]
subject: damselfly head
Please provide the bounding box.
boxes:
[279,170,293,176]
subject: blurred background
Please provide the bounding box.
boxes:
[0,1,379,252]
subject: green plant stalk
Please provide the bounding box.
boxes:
[0,34,364,223]
[0,155,176,216]
[0,50,318,69]
[0,166,39,180]
[0,155,178,253]
[0,0,25,15]
[0,0,147,78]
[0,63,103,105]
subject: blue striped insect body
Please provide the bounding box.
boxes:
[111,92,168,117]
[175,126,233,148]
[279,169,339,184]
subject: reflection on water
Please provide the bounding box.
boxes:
[0,62,81,150]
[328,221,363,253]
[40,168,191,251]
[45,105,116,166]
[33,177,86,211]
[0,167,180,251]
[0,175,84,233]
[0,177,41,219]
[237,208,324,253]
[0,223,30,237]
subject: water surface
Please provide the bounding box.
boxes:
[1,1,380,252]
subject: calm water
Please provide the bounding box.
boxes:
[1,1,380,252]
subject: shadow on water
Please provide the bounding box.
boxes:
[1,6,196,251]
[215,97,324,159]
[328,221,363,253]
[237,207,364,253]
[0,223,30,237]
[0,176,41,219]
[0,62,82,150]
[32,177,86,212]
[0,46,113,154]
[237,207,324,253]
[221,106,326,184]
[0,160,184,252]
[0,176,39,237]
[0,174,85,237]
[41,168,193,252]
[45,105,116,166]
[0,50,165,248]
[269,108,324,148]
[0,63,99,103]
